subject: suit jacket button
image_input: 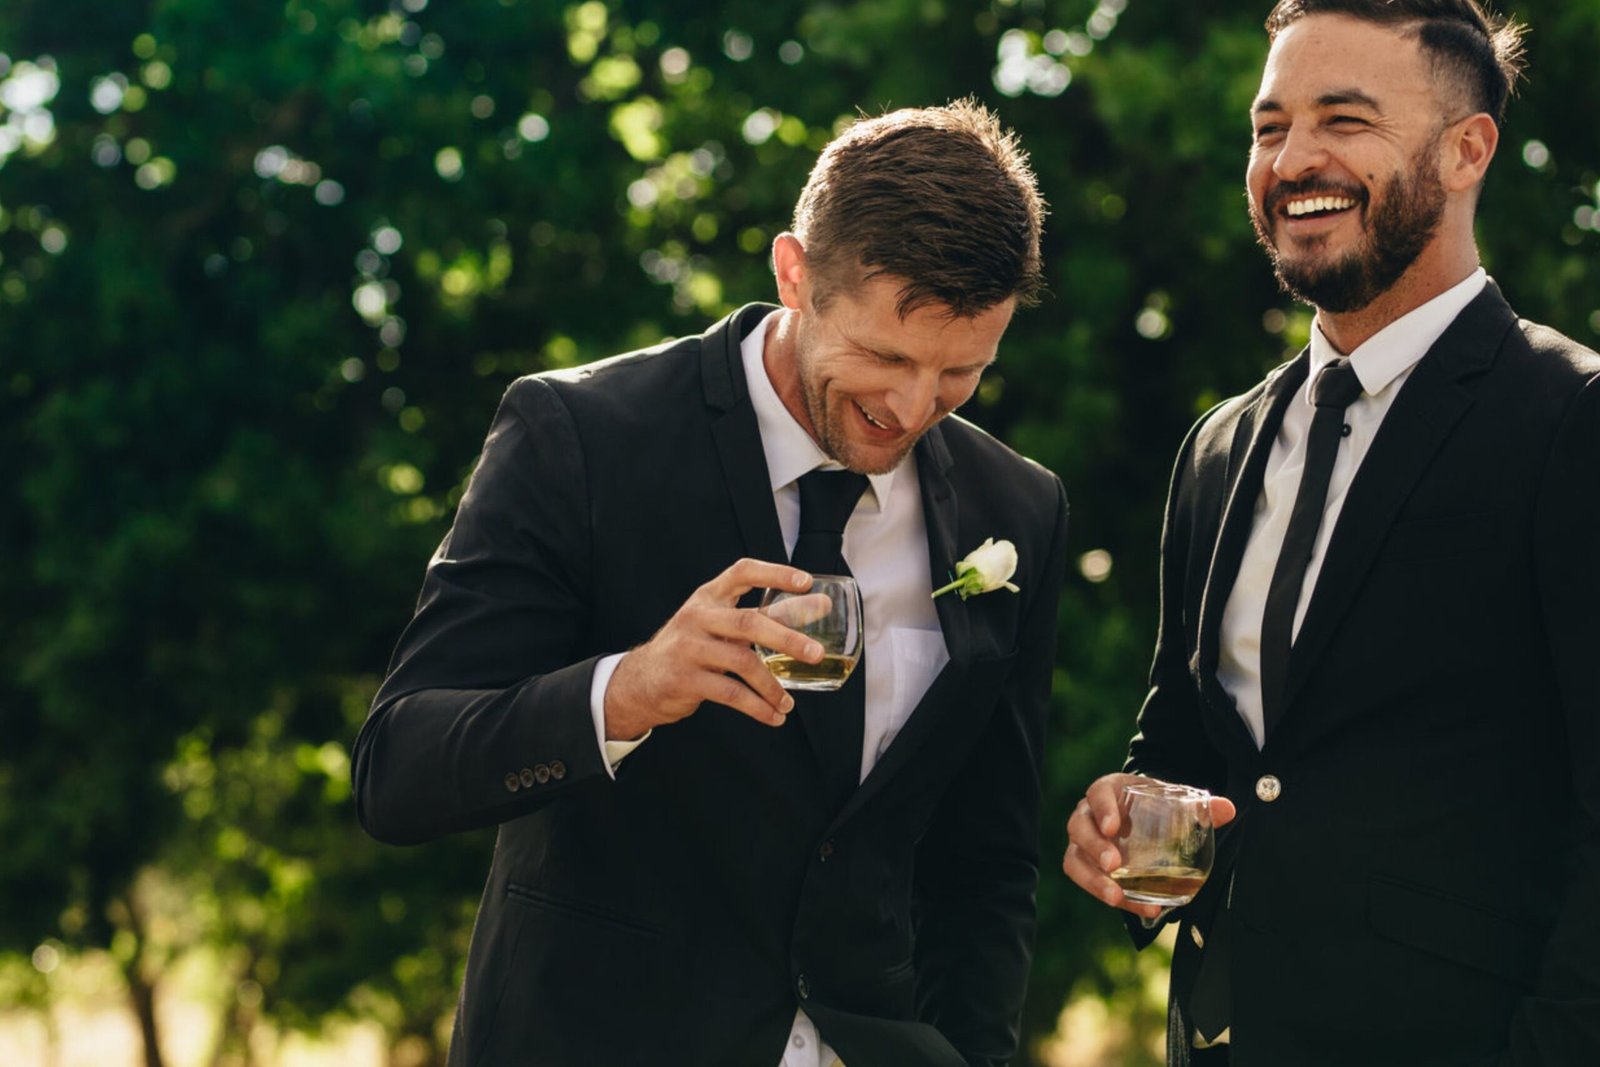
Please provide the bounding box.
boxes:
[533,763,552,784]
[519,767,536,788]
[1190,924,1205,949]
[549,760,567,781]
[504,772,521,793]
[818,840,835,862]
[1255,774,1282,802]
[796,974,811,1000]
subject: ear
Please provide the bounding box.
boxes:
[1442,112,1498,193]
[771,233,809,311]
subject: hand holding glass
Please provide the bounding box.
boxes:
[756,575,862,691]
[1111,781,1215,927]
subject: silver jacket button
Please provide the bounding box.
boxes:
[1255,774,1282,802]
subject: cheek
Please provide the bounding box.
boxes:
[1245,160,1271,208]
[939,378,981,412]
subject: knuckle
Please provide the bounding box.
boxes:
[716,676,748,707]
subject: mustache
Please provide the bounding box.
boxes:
[1263,179,1367,217]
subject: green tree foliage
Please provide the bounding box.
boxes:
[2,1,1596,1063]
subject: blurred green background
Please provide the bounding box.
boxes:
[2,1,1596,1064]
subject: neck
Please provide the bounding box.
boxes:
[762,310,818,438]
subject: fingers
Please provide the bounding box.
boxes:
[703,557,812,602]
[1063,796,1123,898]
[698,666,794,727]
[1063,774,1165,920]
[685,602,823,665]
[697,638,797,725]
[761,592,834,629]
[1061,834,1165,920]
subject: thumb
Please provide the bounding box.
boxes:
[1210,795,1238,828]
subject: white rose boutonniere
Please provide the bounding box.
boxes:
[932,537,1020,600]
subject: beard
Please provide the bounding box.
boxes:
[1251,142,1447,313]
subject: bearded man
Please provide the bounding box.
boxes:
[1063,2,1600,1064]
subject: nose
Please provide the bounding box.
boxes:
[885,370,940,431]
[1271,122,1328,182]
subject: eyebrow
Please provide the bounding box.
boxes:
[1253,88,1384,116]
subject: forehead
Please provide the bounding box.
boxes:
[1257,13,1436,112]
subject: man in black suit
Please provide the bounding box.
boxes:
[1063,2,1599,1064]
[354,100,1069,1067]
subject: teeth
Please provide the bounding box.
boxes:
[1285,195,1356,218]
[857,402,888,430]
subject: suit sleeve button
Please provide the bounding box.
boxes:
[796,974,811,1000]
[549,760,567,781]
[519,767,536,788]
[533,763,552,784]
[504,772,522,793]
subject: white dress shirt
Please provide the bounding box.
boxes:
[589,309,950,1066]
[1217,269,1487,748]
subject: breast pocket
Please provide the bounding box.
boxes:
[1377,511,1499,563]
[866,627,949,763]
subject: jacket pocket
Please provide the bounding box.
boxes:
[505,882,664,939]
[1377,511,1498,562]
[1367,875,1541,987]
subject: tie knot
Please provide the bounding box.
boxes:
[796,469,868,537]
[1312,358,1363,409]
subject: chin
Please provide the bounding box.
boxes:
[833,437,910,476]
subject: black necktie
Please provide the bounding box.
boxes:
[790,469,869,811]
[792,470,869,576]
[1258,357,1364,734]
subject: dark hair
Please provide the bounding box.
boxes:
[790,98,1046,318]
[1264,0,1527,124]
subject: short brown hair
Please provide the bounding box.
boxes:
[790,98,1046,318]
[1264,0,1527,124]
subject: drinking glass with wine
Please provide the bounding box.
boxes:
[1111,780,1215,928]
[756,575,862,691]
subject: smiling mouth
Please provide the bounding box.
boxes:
[1282,194,1359,220]
[854,400,899,434]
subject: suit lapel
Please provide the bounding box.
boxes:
[703,304,788,569]
[1194,355,1307,725]
[914,423,973,667]
[1280,284,1517,716]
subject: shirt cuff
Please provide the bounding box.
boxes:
[590,652,650,778]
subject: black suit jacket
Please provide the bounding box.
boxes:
[352,304,1070,1067]
[1126,282,1600,1066]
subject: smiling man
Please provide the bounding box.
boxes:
[354,100,1070,1067]
[1063,3,1600,1065]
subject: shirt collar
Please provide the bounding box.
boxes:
[1308,267,1487,399]
[740,309,895,509]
